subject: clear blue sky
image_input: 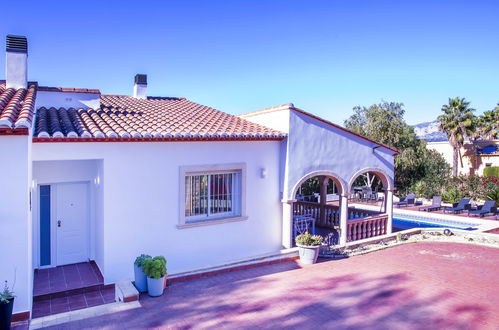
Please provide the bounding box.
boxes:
[2,0,498,125]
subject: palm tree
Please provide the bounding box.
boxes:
[437,97,476,176]
[476,104,498,140]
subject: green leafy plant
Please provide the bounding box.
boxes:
[142,256,167,279]
[295,232,323,246]
[0,281,15,304]
[486,189,499,204]
[134,254,152,267]
[442,186,462,204]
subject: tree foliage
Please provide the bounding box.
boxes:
[475,105,498,140]
[437,97,475,176]
[344,101,451,196]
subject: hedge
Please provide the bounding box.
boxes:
[484,166,499,177]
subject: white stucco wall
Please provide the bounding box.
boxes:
[285,111,395,198]
[31,141,282,283]
[0,136,32,314]
[243,108,395,199]
[31,160,104,272]
[6,51,28,89]
[35,91,100,109]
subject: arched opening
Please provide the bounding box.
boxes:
[291,173,346,247]
[349,172,385,204]
[283,169,393,249]
[348,168,393,211]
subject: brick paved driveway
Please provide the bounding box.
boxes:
[45,242,499,329]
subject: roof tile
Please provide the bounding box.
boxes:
[33,94,285,141]
[0,83,37,131]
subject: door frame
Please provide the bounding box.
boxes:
[35,181,91,268]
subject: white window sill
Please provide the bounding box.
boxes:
[177,216,248,229]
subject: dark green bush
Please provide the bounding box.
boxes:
[134,254,151,267]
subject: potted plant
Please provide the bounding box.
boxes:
[142,256,167,297]
[133,254,151,293]
[295,232,323,264]
[0,281,15,330]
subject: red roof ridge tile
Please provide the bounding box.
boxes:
[38,86,101,94]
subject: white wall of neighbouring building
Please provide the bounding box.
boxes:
[0,136,33,315]
[31,141,282,284]
[35,91,100,110]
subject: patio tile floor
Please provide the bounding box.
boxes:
[33,262,103,297]
[39,242,499,329]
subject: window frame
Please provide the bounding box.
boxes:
[178,163,247,229]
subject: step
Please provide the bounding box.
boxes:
[33,261,105,300]
[32,285,116,319]
[115,280,139,303]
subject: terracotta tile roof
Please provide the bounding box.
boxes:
[33,94,285,141]
[0,82,37,132]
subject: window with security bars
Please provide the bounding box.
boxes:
[184,171,241,222]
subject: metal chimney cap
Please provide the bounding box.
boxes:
[134,74,147,85]
[6,35,27,53]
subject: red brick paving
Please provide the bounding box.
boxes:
[40,242,499,329]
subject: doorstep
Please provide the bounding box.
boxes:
[32,261,115,318]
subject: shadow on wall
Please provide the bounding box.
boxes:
[46,257,490,329]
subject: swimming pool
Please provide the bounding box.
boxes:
[393,217,478,231]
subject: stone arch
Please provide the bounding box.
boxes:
[347,167,394,194]
[290,170,348,200]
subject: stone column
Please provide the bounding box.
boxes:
[386,189,394,234]
[319,176,328,225]
[339,193,349,246]
[282,200,295,248]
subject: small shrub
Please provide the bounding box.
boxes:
[142,256,167,279]
[295,232,323,246]
[486,189,499,203]
[442,186,462,204]
[484,167,499,177]
[134,254,152,267]
[0,281,15,304]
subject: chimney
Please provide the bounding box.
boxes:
[5,35,28,89]
[133,74,147,99]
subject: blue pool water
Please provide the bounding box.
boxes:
[393,217,478,231]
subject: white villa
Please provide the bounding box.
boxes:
[0,35,398,320]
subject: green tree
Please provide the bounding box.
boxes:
[476,104,498,140]
[437,97,476,176]
[345,101,451,196]
[345,101,419,150]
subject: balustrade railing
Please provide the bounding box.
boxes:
[293,201,389,242]
[293,201,340,228]
[346,214,388,242]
